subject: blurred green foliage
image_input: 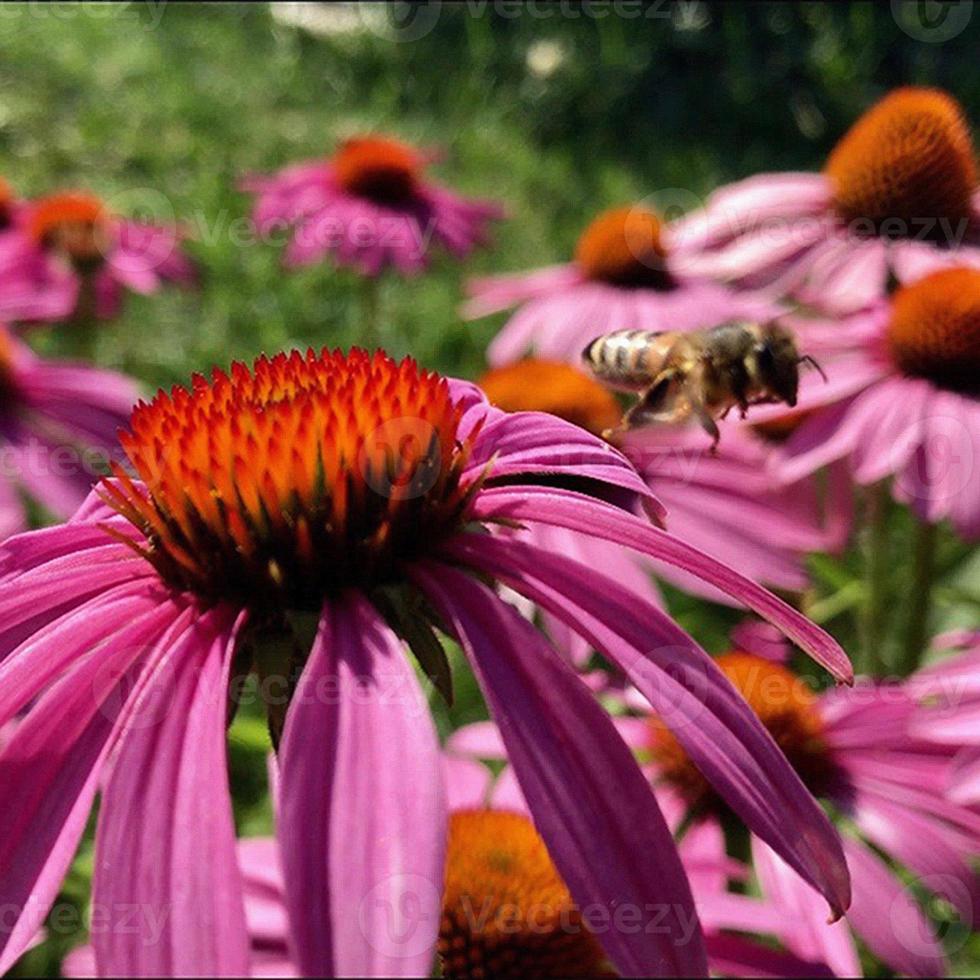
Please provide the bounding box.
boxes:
[1,2,978,975]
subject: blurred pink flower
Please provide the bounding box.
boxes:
[0,190,195,324]
[674,88,980,315]
[907,631,980,806]
[0,348,850,978]
[463,204,780,366]
[0,323,139,537]
[768,268,980,539]
[607,634,980,977]
[241,134,503,277]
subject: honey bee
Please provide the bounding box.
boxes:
[582,321,825,447]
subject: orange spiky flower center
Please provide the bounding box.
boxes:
[332,135,425,204]
[650,652,830,807]
[101,348,478,609]
[29,191,110,268]
[440,810,609,980]
[886,267,980,394]
[574,206,673,289]
[477,359,622,436]
[825,87,977,239]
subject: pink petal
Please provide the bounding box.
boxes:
[413,561,708,977]
[443,756,493,810]
[92,605,250,977]
[752,838,860,978]
[470,485,852,682]
[842,836,947,977]
[278,595,445,978]
[0,599,188,974]
[443,532,850,918]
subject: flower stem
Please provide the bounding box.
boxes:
[860,482,891,677]
[898,517,937,677]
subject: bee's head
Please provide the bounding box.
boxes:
[753,324,802,407]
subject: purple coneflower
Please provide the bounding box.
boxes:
[0,323,138,537]
[675,88,980,315]
[907,631,980,806]
[769,267,980,540]
[240,134,503,276]
[463,204,779,366]
[607,634,980,977]
[0,190,195,323]
[0,346,851,977]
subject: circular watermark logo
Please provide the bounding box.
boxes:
[358,872,442,960]
[891,0,973,41]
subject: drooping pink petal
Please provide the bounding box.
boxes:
[0,599,188,974]
[92,605,250,977]
[278,594,445,978]
[443,532,850,918]
[464,410,662,517]
[413,561,708,977]
[0,581,169,727]
[471,485,852,682]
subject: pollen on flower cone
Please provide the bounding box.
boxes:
[650,652,830,806]
[574,206,673,288]
[102,348,477,608]
[477,359,622,436]
[29,191,110,265]
[888,267,980,394]
[439,810,610,980]
[332,135,424,202]
[825,87,977,235]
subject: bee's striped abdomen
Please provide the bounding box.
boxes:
[582,329,669,392]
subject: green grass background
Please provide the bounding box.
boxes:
[1,2,978,975]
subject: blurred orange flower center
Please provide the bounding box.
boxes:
[887,267,980,394]
[650,652,829,806]
[332,135,424,203]
[101,348,477,608]
[0,330,15,402]
[440,809,608,980]
[29,191,110,266]
[575,206,673,288]
[477,359,621,436]
[825,87,977,237]
[0,177,13,227]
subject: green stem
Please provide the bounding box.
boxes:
[898,517,937,676]
[860,482,891,677]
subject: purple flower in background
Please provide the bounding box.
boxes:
[463,204,779,367]
[607,633,980,977]
[0,347,851,977]
[766,268,980,540]
[0,323,139,537]
[241,134,503,276]
[0,190,195,324]
[674,88,980,315]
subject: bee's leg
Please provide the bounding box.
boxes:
[691,397,720,451]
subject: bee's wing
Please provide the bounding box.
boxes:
[624,369,694,428]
